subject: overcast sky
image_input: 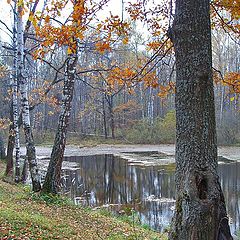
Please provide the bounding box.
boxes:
[0,0,125,43]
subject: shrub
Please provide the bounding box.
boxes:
[125,111,176,144]
[217,111,240,145]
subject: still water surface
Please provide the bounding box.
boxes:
[59,153,240,234]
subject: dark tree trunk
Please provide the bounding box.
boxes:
[106,95,115,139]
[21,158,28,183]
[42,54,77,194]
[102,95,108,139]
[109,106,115,139]
[5,125,14,177]
[169,1,232,239]
[5,103,14,177]
[0,135,6,159]
[5,109,24,178]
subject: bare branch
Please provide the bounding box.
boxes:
[0,20,13,35]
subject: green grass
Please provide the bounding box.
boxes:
[0,208,75,239]
[159,163,176,172]
[0,160,167,240]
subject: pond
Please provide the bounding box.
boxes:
[51,153,239,235]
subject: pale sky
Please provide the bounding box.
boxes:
[0,0,13,42]
[0,0,125,42]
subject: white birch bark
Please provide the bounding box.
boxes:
[42,50,78,194]
[12,73,21,182]
[12,1,21,182]
[42,0,79,193]
[16,2,41,191]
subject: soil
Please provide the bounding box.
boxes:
[20,144,240,161]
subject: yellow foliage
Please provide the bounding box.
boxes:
[67,47,73,55]
[122,37,129,45]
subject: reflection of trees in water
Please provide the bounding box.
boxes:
[60,156,240,233]
[218,162,240,234]
[60,154,175,231]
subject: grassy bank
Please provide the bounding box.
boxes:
[0,161,166,240]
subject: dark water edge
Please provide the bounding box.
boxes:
[46,153,240,235]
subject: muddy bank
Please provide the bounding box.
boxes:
[19,144,240,162]
[23,144,176,158]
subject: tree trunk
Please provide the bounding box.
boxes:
[0,135,5,159]
[168,0,232,239]
[13,57,21,182]
[110,106,115,139]
[106,95,115,139]
[102,95,108,139]
[5,101,15,177]
[12,3,21,182]
[21,158,28,183]
[5,123,14,177]
[42,53,78,194]
[17,2,41,192]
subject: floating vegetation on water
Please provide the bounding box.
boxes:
[145,195,176,203]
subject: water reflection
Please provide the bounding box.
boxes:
[60,154,240,234]
[219,162,240,234]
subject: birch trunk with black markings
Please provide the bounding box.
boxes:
[42,52,78,194]
[12,3,21,182]
[17,2,41,192]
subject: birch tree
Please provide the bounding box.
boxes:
[12,3,21,181]
[16,1,41,191]
[42,47,78,194]
[41,0,85,194]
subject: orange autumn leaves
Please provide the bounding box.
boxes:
[95,41,111,54]
[7,0,239,100]
[94,15,129,53]
[212,0,240,30]
[214,71,240,96]
[32,0,87,57]
[127,0,169,36]
[223,72,240,94]
[29,81,59,107]
[29,0,130,57]
[211,0,240,35]
[214,0,240,21]
[101,64,174,98]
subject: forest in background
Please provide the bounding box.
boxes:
[0,26,239,146]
